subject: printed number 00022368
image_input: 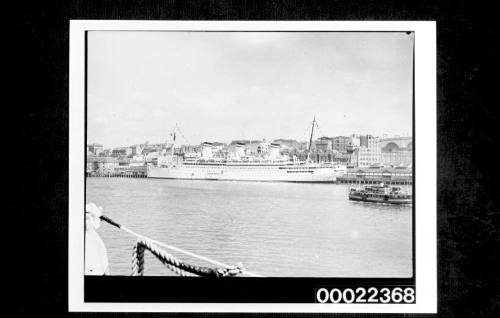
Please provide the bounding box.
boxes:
[316,287,416,304]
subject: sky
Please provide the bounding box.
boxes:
[88,31,414,148]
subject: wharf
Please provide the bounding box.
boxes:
[337,176,412,185]
[86,172,147,178]
[337,166,413,185]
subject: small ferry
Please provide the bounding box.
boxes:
[348,183,412,204]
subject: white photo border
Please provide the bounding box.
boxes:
[69,20,436,313]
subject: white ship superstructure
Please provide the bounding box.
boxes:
[147,118,347,183]
[148,158,346,182]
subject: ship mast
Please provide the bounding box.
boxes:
[171,127,176,157]
[307,116,316,162]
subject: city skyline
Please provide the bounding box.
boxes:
[88,31,414,148]
[87,132,412,150]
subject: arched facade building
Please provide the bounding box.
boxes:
[380,137,413,167]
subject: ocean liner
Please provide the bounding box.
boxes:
[147,118,347,183]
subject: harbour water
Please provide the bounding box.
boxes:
[86,178,413,277]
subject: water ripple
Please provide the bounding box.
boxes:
[87,178,412,277]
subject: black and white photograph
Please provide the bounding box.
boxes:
[10,0,499,315]
[69,21,436,313]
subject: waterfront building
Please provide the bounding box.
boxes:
[131,144,143,156]
[302,136,361,164]
[351,135,381,167]
[112,147,133,158]
[228,140,272,156]
[245,141,271,156]
[380,137,413,167]
[382,150,412,167]
[114,164,148,177]
[305,139,344,163]
[87,143,104,156]
[86,156,119,176]
[333,151,351,163]
[332,136,358,152]
[350,135,361,148]
[101,149,112,157]
[310,148,340,163]
[142,144,163,154]
[314,137,333,152]
[180,144,201,155]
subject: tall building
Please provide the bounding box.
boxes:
[331,136,351,152]
[352,135,381,167]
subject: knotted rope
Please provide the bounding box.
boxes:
[131,237,244,277]
[98,215,262,277]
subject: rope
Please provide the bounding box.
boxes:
[100,215,263,277]
[132,237,244,277]
[131,241,145,276]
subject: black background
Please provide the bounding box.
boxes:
[6,0,498,316]
[85,277,415,303]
